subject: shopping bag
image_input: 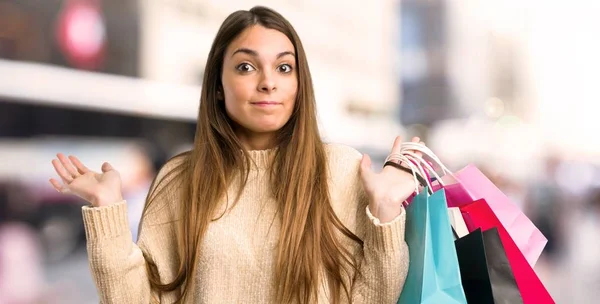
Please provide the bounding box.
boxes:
[455,228,523,304]
[440,165,547,266]
[400,143,547,267]
[448,207,469,238]
[460,199,554,304]
[398,188,467,304]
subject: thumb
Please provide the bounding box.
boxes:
[359,154,375,182]
[101,162,114,173]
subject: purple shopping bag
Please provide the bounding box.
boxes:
[435,164,547,267]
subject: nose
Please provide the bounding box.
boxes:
[258,71,276,93]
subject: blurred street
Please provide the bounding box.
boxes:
[45,248,98,304]
[1,0,599,303]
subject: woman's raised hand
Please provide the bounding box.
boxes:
[49,153,123,207]
[359,136,424,223]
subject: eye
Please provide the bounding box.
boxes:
[236,63,256,73]
[278,64,293,73]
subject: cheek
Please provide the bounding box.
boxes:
[223,81,251,115]
[222,89,250,128]
[224,77,253,102]
[282,77,298,104]
[223,96,244,124]
[288,82,298,113]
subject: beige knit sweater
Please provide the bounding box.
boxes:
[82,144,409,303]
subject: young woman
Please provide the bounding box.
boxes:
[49,6,421,304]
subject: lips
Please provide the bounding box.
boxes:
[251,101,281,105]
[250,101,282,108]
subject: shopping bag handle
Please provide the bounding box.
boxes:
[402,151,444,187]
[400,142,458,182]
[385,152,428,181]
[400,142,453,174]
[403,153,435,194]
[383,161,428,188]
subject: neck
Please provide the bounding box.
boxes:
[235,130,277,151]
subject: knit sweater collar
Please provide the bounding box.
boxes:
[246,148,277,170]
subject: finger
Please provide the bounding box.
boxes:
[52,159,73,183]
[49,178,62,191]
[390,136,403,155]
[69,155,91,175]
[412,141,425,157]
[101,162,114,173]
[49,178,70,193]
[405,138,423,158]
[57,153,79,178]
[359,154,375,182]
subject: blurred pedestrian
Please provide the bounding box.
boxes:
[0,222,44,304]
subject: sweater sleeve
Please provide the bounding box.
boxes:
[81,156,185,303]
[324,143,409,303]
[82,201,156,303]
[350,190,410,304]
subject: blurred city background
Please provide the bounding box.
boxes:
[0,0,598,303]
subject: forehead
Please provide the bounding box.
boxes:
[226,25,295,56]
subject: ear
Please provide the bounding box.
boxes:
[216,89,224,100]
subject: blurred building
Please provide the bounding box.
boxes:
[0,0,405,153]
[1,1,598,302]
[137,0,404,151]
[0,1,405,280]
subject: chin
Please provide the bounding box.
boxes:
[250,124,284,133]
[248,119,288,133]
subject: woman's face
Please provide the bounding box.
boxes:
[221,25,298,146]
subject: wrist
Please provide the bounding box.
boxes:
[91,192,123,207]
[368,202,402,223]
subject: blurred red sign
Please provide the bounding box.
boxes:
[55,0,106,70]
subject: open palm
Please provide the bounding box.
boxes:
[49,153,123,207]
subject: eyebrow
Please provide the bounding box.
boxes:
[231,48,295,59]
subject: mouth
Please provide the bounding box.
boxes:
[250,101,282,107]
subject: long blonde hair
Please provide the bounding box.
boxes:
[142,6,363,303]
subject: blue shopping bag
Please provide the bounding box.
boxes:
[398,188,467,304]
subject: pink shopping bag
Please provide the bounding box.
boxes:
[436,164,547,267]
[460,199,554,304]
